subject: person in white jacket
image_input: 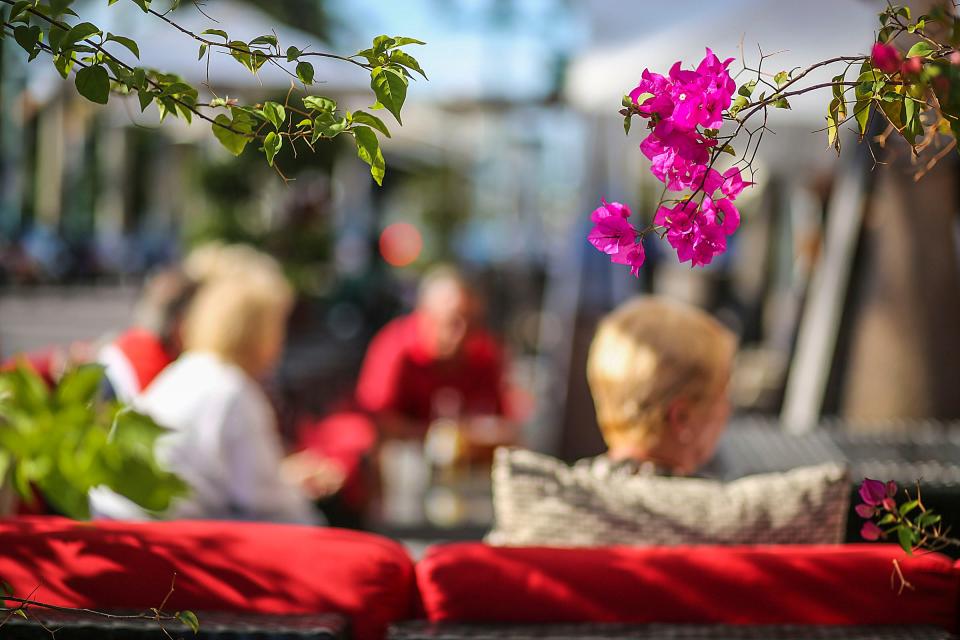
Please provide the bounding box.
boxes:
[92,256,321,525]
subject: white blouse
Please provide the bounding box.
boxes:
[90,352,320,525]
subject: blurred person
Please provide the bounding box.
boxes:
[91,262,323,524]
[97,267,196,403]
[356,265,516,447]
[584,296,736,476]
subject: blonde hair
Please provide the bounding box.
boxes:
[183,242,284,285]
[586,296,736,450]
[182,259,293,375]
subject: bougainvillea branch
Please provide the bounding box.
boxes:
[1,0,425,185]
[589,3,960,274]
[856,478,960,554]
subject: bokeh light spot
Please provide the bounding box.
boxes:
[379,222,423,267]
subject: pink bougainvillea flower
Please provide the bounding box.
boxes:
[659,198,727,267]
[871,42,902,74]
[588,199,644,276]
[860,521,883,541]
[641,122,715,191]
[881,497,897,512]
[613,241,646,276]
[855,504,877,519]
[588,199,637,259]
[719,167,753,200]
[716,197,741,235]
[858,478,888,506]
[886,480,898,497]
[630,69,674,120]
[901,56,924,76]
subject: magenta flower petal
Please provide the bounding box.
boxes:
[859,478,887,506]
[860,521,883,541]
[871,42,901,74]
[886,481,898,497]
[855,504,876,519]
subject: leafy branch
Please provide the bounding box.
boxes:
[1,0,426,184]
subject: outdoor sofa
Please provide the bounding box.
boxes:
[0,517,958,639]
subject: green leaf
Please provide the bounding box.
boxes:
[350,110,391,138]
[303,96,336,112]
[55,365,104,407]
[906,41,936,58]
[61,22,100,51]
[370,66,407,124]
[201,28,228,40]
[212,113,252,156]
[737,80,757,98]
[130,0,151,11]
[390,36,426,47]
[897,526,915,554]
[75,65,111,105]
[8,1,32,22]
[249,34,278,47]
[353,126,385,186]
[296,61,315,85]
[899,499,920,516]
[389,50,427,79]
[176,610,200,634]
[729,95,749,118]
[286,45,300,61]
[13,25,41,57]
[623,114,631,135]
[774,70,789,87]
[773,97,791,109]
[917,512,942,528]
[260,101,286,130]
[878,513,897,525]
[138,89,155,112]
[262,131,282,166]
[105,33,139,59]
[854,99,871,137]
[720,144,736,156]
[311,114,347,142]
[372,35,396,55]
[198,43,207,60]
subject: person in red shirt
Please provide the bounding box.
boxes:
[356,266,515,445]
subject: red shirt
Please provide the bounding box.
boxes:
[356,313,506,426]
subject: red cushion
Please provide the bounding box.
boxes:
[0,517,415,640]
[417,543,960,630]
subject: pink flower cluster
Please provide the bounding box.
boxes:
[589,49,752,273]
[856,477,898,541]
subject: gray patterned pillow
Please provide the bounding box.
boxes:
[487,448,850,547]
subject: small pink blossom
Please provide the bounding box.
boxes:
[901,56,924,76]
[719,167,752,200]
[715,197,740,235]
[871,42,902,74]
[588,199,645,276]
[860,521,883,541]
[859,478,894,506]
[630,70,674,120]
[882,497,897,512]
[950,51,960,66]
[855,504,877,519]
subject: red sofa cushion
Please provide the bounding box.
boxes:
[0,517,415,640]
[417,543,960,630]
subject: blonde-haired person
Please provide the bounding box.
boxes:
[585,296,736,476]
[182,241,285,286]
[91,262,322,524]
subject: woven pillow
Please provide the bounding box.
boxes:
[487,448,850,546]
